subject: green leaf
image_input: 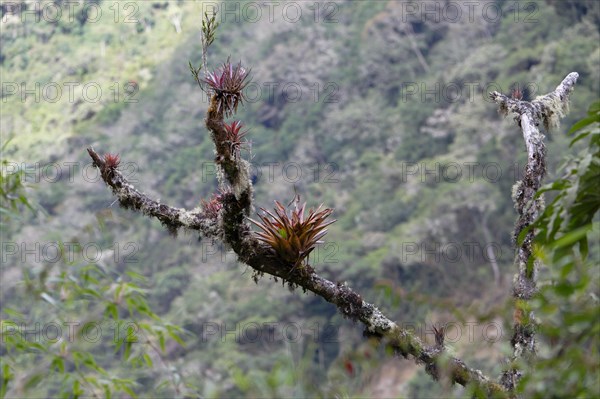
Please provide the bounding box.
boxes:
[115,283,124,302]
[158,332,166,353]
[28,342,47,352]
[142,353,153,367]
[588,101,600,115]
[167,330,186,347]
[579,235,589,259]
[121,384,137,398]
[114,334,124,354]
[1,364,12,399]
[125,271,146,282]
[51,356,65,373]
[569,116,599,134]
[155,380,170,391]
[550,226,591,250]
[83,354,97,368]
[517,224,534,246]
[554,282,575,297]
[80,288,102,298]
[72,379,80,396]
[105,303,118,320]
[103,384,111,399]
[2,308,24,319]
[24,373,44,389]
[570,131,592,147]
[126,325,138,343]
[231,367,251,391]
[123,341,132,361]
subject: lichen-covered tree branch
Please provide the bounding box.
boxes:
[86,105,506,395]
[490,72,579,389]
[86,13,580,398]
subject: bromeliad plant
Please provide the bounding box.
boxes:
[223,120,249,158]
[204,59,251,117]
[250,199,336,269]
[102,153,120,180]
[201,192,224,219]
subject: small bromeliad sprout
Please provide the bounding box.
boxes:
[249,199,336,268]
[511,86,523,101]
[201,192,224,218]
[204,58,251,117]
[223,120,249,158]
[432,324,446,347]
[103,153,120,169]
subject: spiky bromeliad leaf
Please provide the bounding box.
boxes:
[249,200,336,267]
[223,120,250,158]
[201,195,223,219]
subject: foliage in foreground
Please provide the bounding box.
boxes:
[519,101,600,397]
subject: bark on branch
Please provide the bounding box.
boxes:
[490,72,579,389]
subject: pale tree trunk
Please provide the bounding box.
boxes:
[490,72,579,390]
[481,212,501,286]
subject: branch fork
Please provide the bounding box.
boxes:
[490,72,579,387]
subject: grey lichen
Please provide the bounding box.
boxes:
[366,304,396,333]
[215,164,226,188]
[178,208,198,226]
[233,158,252,200]
[535,94,568,131]
[511,181,523,207]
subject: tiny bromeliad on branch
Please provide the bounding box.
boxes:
[200,192,225,219]
[204,59,251,118]
[249,199,336,268]
[223,120,249,158]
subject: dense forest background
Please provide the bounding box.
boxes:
[1,0,599,397]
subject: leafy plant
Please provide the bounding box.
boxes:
[103,153,121,169]
[534,101,600,259]
[518,101,600,397]
[204,59,251,118]
[223,120,250,158]
[0,140,36,224]
[250,199,336,268]
[201,192,224,219]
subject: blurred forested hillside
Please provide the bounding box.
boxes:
[1,0,599,397]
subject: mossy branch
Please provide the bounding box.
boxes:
[86,142,506,395]
[490,72,579,389]
[86,81,508,397]
[82,21,589,399]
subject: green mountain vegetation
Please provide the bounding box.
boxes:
[1,0,599,397]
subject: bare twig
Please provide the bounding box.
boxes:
[481,212,501,286]
[189,12,220,89]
